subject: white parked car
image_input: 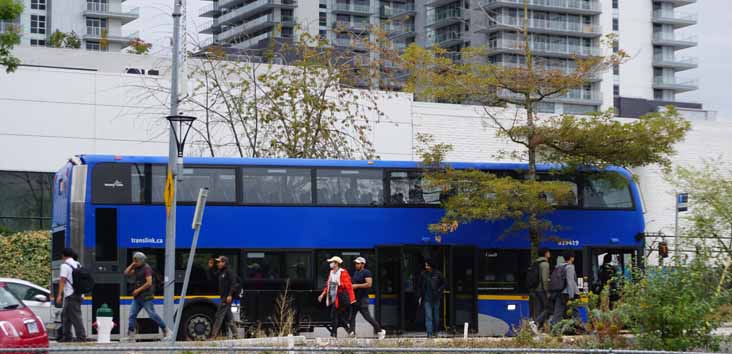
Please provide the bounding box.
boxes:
[0,278,52,325]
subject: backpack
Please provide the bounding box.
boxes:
[525,259,546,290]
[548,264,568,292]
[70,264,95,295]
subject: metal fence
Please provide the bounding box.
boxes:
[0,346,721,354]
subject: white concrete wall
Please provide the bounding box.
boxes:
[617,0,654,100]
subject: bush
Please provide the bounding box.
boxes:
[0,231,50,287]
[620,258,726,351]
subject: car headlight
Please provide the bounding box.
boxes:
[0,321,20,337]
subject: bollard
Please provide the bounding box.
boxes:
[96,303,114,343]
[287,333,295,354]
[463,322,469,339]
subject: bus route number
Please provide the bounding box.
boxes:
[558,240,580,246]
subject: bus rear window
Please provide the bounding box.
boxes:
[91,164,145,204]
[582,173,634,209]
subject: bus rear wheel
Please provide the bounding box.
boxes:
[181,305,215,341]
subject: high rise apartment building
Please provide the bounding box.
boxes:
[0,0,139,51]
[201,0,700,115]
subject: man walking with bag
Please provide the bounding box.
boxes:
[56,248,87,342]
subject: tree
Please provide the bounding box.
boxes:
[400,0,691,259]
[48,30,80,49]
[0,0,23,73]
[127,37,151,55]
[100,28,109,51]
[64,31,81,49]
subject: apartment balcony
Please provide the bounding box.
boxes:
[380,3,415,18]
[652,10,697,28]
[653,77,698,92]
[333,20,370,33]
[218,14,277,42]
[652,32,697,49]
[425,7,463,29]
[84,28,138,43]
[232,31,275,49]
[332,2,371,15]
[385,21,416,38]
[499,88,602,105]
[653,0,696,8]
[488,38,601,58]
[0,20,20,34]
[653,55,698,71]
[199,3,220,17]
[333,37,369,51]
[429,30,465,48]
[478,0,601,16]
[498,61,602,81]
[218,0,296,26]
[479,15,601,38]
[425,0,461,9]
[83,3,139,25]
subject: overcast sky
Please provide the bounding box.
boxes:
[124,0,732,120]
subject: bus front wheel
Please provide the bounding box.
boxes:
[181,305,216,341]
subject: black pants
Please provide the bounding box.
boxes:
[349,297,382,333]
[329,305,351,337]
[62,294,86,341]
[212,301,238,339]
[532,290,552,328]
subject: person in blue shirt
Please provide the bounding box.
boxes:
[349,257,386,339]
[417,260,446,338]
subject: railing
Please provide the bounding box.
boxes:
[333,37,369,49]
[490,38,601,56]
[232,31,273,49]
[432,30,463,45]
[86,26,106,36]
[485,15,601,34]
[654,76,699,87]
[385,21,415,33]
[426,7,463,27]
[334,20,369,31]
[333,2,371,13]
[380,3,415,17]
[219,14,275,41]
[652,10,698,22]
[198,3,217,16]
[478,0,601,12]
[219,0,296,25]
[653,55,698,65]
[86,2,140,16]
[653,32,698,43]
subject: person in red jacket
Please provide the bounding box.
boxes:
[318,256,356,338]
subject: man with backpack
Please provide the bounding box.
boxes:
[56,248,88,342]
[550,252,579,325]
[527,249,551,331]
[124,252,170,341]
[211,256,241,339]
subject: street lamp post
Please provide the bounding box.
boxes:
[163,114,196,340]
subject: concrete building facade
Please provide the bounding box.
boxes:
[0,0,139,52]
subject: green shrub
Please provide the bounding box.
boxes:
[0,231,50,287]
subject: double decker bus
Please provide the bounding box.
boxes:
[49,155,644,340]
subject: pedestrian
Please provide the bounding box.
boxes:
[349,257,387,339]
[528,249,551,332]
[124,252,170,342]
[417,259,446,338]
[211,256,241,339]
[56,248,87,342]
[317,256,356,338]
[550,252,579,325]
[599,254,621,307]
[205,255,220,293]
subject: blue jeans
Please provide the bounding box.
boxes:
[128,298,167,332]
[423,300,440,336]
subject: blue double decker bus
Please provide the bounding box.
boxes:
[50,155,644,340]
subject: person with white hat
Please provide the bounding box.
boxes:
[317,256,356,337]
[350,257,386,339]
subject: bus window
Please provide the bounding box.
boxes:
[175,250,239,295]
[245,252,312,281]
[582,173,633,209]
[388,171,442,205]
[537,173,578,208]
[152,166,236,203]
[126,250,165,296]
[315,251,374,287]
[91,163,145,204]
[316,169,383,206]
[478,250,530,294]
[241,167,312,204]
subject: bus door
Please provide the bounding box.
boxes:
[375,246,401,332]
[449,246,478,333]
[587,247,639,292]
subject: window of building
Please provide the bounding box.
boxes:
[614,84,620,96]
[612,0,618,9]
[30,39,46,46]
[582,173,634,209]
[613,64,619,75]
[86,17,107,35]
[281,26,293,38]
[388,171,442,205]
[612,18,618,31]
[152,166,236,203]
[241,167,312,204]
[87,0,109,12]
[654,89,664,100]
[319,29,327,39]
[31,0,46,10]
[319,12,327,26]
[30,15,45,34]
[86,41,101,51]
[281,9,294,23]
[0,171,54,232]
[316,169,383,205]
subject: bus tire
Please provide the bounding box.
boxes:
[181,304,216,341]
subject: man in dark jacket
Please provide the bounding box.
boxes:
[205,256,219,293]
[417,260,446,337]
[211,256,241,339]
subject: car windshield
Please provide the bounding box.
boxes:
[0,285,23,310]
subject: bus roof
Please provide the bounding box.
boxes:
[77,154,630,176]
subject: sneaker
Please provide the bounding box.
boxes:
[377,329,386,340]
[126,330,136,343]
[348,331,356,338]
[162,328,174,342]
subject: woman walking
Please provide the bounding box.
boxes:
[318,256,356,338]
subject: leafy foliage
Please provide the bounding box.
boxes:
[127,37,151,55]
[49,30,81,49]
[0,0,23,73]
[0,231,50,287]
